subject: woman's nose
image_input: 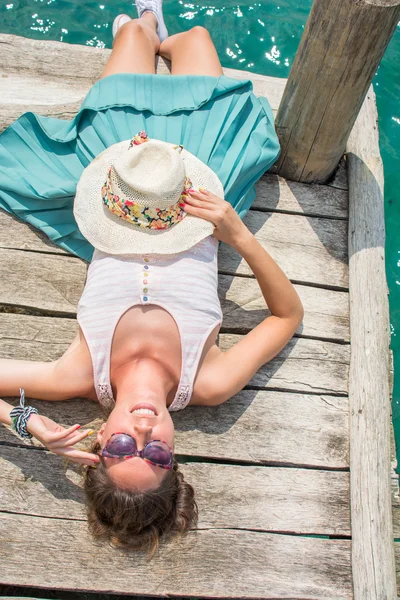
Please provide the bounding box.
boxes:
[133,422,153,436]
[133,423,153,449]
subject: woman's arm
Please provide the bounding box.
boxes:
[194,234,304,405]
[182,187,304,406]
[0,397,13,425]
[0,331,93,401]
[0,359,58,399]
[231,228,304,319]
[199,228,304,404]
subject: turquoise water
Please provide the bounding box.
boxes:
[2,1,400,470]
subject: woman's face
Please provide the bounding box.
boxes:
[97,400,175,491]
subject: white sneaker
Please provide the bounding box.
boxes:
[135,0,169,43]
[112,14,133,39]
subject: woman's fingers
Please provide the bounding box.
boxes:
[49,428,94,449]
[57,447,100,465]
[181,202,216,222]
[183,194,207,208]
[186,188,217,203]
[45,423,81,442]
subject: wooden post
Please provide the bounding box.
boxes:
[347,84,397,599]
[272,0,400,184]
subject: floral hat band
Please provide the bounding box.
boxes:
[101,130,193,231]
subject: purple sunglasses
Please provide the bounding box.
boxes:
[100,432,173,470]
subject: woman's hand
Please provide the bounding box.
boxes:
[180,187,252,248]
[27,414,99,466]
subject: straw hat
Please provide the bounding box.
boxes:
[73,130,224,255]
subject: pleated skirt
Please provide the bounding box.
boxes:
[0,72,280,262]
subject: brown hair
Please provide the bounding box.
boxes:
[82,441,198,555]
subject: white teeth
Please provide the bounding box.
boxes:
[133,408,155,415]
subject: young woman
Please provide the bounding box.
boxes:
[0,5,303,554]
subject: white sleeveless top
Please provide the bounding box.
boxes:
[77,235,223,412]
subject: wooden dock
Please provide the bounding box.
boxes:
[0,29,399,599]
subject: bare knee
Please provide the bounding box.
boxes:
[187,25,212,39]
[115,18,149,39]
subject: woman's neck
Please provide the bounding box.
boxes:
[112,357,176,409]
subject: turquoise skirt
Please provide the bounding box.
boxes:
[0,72,280,262]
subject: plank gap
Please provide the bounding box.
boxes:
[249,206,348,222]
[177,455,350,471]
[221,328,350,346]
[243,385,348,398]
[289,333,349,346]
[195,526,350,539]
[0,511,350,541]
[0,303,77,319]
[218,270,349,293]
[0,585,337,600]
[289,279,349,293]
[0,246,77,259]
[0,508,86,523]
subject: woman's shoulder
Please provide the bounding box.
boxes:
[190,343,224,405]
[55,327,97,401]
[189,319,224,406]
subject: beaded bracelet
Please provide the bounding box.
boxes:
[9,388,38,440]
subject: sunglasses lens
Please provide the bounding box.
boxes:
[144,441,172,466]
[104,434,137,457]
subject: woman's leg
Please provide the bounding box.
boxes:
[159,26,224,76]
[100,13,160,79]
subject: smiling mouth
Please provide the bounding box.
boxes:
[131,403,158,416]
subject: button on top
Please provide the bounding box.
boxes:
[144,257,149,263]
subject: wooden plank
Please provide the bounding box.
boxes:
[220,333,349,395]
[0,211,68,255]
[221,67,287,111]
[219,275,349,342]
[219,210,348,288]
[1,72,91,106]
[346,85,397,597]
[0,249,86,314]
[0,388,349,469]
[0,512,353,599]
[0,312,349,395]
[0,34,110,82]
[175,389,349,468]
[0,101,83,133]
[252,174,348,219]
[0,446,350,535]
